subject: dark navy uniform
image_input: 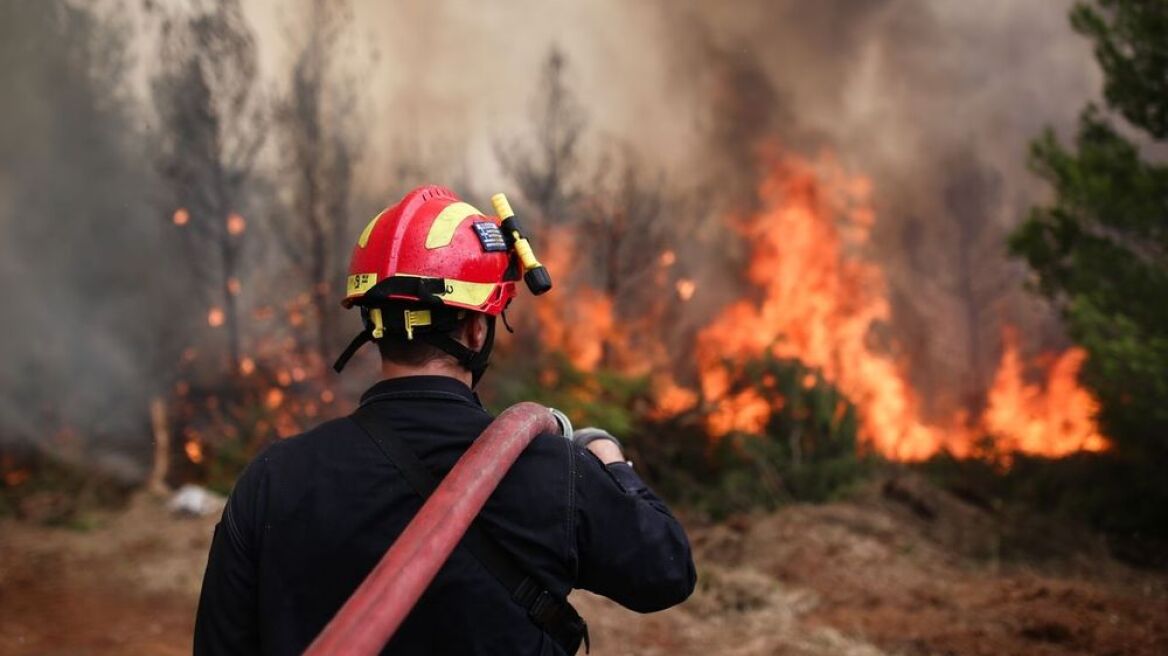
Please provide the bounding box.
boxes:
[194,376,696,654]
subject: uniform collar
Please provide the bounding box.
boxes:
[359,375,479,406]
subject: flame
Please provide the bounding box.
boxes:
[207,307,225,327]
[650,378,700,418]
[226,212,247,236]
[173,208,190,226]
[533,228,619,372]
[984,329,1106,456]
[692,152,1106,460]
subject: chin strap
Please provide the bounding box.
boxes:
[332,312,497,387]
[418,316,496,387]
[334,330,372,372]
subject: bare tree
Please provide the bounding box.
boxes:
[577,149,678,366]
[150,0,266,375]
[941,153,1015,415]
[496,47,586,237]
[270,0,362,367]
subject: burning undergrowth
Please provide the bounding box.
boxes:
[0,2,1119,534]
[512,146,1106,466]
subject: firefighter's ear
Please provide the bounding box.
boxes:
[464,313,489,351]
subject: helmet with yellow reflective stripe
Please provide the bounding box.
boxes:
[333,185,550,376]
[342,185,518,314]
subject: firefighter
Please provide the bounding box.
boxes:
[194,185,696,655]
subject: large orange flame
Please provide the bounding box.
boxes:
[694,152,1106,460]
[984,329,1106,456]
[695,154,946,459]
[528,149,1107,461]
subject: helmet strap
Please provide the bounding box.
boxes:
[419,315,496,388]
[333,329,373,373]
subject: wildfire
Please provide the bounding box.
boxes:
[533,228,620,372]
[984,329,1106,456]
[527,146,1106,462]
[692,152,1106,460]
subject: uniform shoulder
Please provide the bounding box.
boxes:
[236,416,360,482]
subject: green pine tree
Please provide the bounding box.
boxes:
[1009,0,1168,459]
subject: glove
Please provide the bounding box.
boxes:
[572,427,622,450]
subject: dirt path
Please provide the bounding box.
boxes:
[1,487,1164,655]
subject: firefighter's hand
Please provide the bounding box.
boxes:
[574,428,625,464]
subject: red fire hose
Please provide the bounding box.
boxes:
[304,402,559,655]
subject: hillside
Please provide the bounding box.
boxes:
[2,477,1165,655]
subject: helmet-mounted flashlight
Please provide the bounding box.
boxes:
[491,193,553,296]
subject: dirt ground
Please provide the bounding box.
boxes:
[2,479,1165,655]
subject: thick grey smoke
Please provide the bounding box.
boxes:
[0,0,1103,472]
[0,1,191,479]
[313,0,1099,418]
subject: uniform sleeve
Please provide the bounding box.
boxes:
[572,446,697,612]
[193,461,265,655]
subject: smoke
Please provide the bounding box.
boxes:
[269,2,1096,420]
[0,0,1103,468]
[320,0,1099,419]
[0,1,189,479]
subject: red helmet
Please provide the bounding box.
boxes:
[333,185,550,375]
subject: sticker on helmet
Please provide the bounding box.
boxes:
[472,222,507,252]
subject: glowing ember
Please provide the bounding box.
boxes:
[675,279,696,301]
[3,469,30,487]
[172,208,190,226]
[227,277,241,296]
[266,388,285,409]
[321,389,335,404]
[185,439,204,464]
[226,212,247,236]
[239,357,256,376]
[659,250,676,267]
[207,307,225,327]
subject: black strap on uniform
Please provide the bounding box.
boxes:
[351,402,589,655]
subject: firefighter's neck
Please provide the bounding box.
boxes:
[380,316,485,388]
[380,358,472,388]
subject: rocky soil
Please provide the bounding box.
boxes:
[2,477,1165,655]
